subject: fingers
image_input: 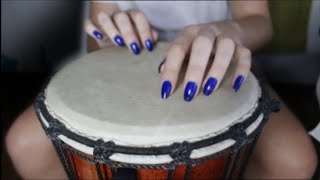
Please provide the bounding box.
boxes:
[85,19,113,48]
[129,10,154,52]
[202,37,236,96]
[113,12,141,55]
[97,12,125,47]
[160,31,195,99]
[152,29,159,42]
[183,29,215,101]
[86,10,156,54]
[232,46,251,92]
[160,24,252,102]
[85,19,105,41]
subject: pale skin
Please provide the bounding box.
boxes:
[86,1,272,100]
[5,1,318,179]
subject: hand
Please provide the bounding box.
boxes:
[159,24,251,102]
[85,9,158,55]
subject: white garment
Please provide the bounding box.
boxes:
[98,1,231,40]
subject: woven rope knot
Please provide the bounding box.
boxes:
[230,123,247,147]
[260,96,281,113]
[93,139,115,162]
[47,119,64,140]
[170,141,191,164]
[270,99,281,112]
[37,93,45,101]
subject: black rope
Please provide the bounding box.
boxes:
[230,123,248,149]
[34,99,269,171]
[33,71,281,177]
[228,149,242,180]
[167,170,174,180]
[47,119,65,141]
[95,162,104,180]
[34,102,76,180]
[238,134,259,178]
[34,92,263,158]
[169,141,192,166]
[52,141,77,180]
[184,165,192,180]
[94,139,115,163]
[223,153,234,179]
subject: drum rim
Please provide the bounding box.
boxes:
[33,70,280,168]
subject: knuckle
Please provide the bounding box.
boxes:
[220,37,235,48]
[140,29,151,38]
[188,64,204,73]
[238,46,251,58]
[122,31,135,39]
[97,12,108,23]
[208,25,221,35]
[163,65,179,77]
[113,12,128,22]
[133,11,146,21]
[139,28,149,36]
[238,58,251,67]
[170,43,186,56]
[218,48,232,58]
[184,25,199,34]
[215,61,229,70]
[194,35,212,46]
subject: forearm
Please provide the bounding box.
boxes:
[212,15,272,52]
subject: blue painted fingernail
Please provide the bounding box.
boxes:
[161,81,172,99]
[158,59,166,73]
[233,75,244,92]
[203,77,217,96]
[145,39,153,52]
[184,81,197,102]
[93,30,103,40]
[130,42,140,55]
[114,35,125,46]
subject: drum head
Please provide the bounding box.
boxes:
[44,42,261,147]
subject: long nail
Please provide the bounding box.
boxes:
[114,35,125,46]
[161,81,172,99]
[184,82,197,102]
[158,59,166,73]
[130,42,140,55]
[145,39,153,52]
[93,30,103,40]
[203,77,217,96]
[233,75,244,92]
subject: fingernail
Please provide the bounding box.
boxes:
[145,39,153,51]
[130,42,140,55]
[233,75,244,92]
[184,81,197,102]
[161,81,172,99]
[203,77,217,96]
[158,59,166,73]
[114,35,125,47]
[93,30,103,40]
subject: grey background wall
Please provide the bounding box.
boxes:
[1,1,83,72]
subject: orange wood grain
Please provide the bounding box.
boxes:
[64,142,252,180]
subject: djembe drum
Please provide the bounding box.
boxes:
[34,42,279,180]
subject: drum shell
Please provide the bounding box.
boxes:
[63,140,254,180]
[32,42,279,180]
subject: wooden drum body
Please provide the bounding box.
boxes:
[34,43,279,180]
